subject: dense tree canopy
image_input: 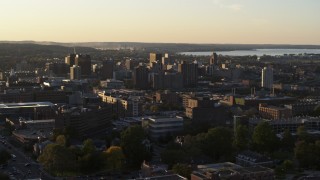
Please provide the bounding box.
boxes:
[120,125,151,167]
[297,126,310,142]
[0,149,11,165]
[233,125,250,151]
[55,135,67,147]
[0,173,9,180]
[294,140,320,168]
[38,144,77,174]
[252,121,279,153]
[203,127,234,161]
[281,129,295,151]
[105,146,125,172]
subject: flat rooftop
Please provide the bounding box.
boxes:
[20,119,55,124]
[0,102,54,108]
[147,116,183,122]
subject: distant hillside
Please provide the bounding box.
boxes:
[0,43,99,58]
[1,41,320,53]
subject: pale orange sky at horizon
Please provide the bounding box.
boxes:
[0,0,319,45]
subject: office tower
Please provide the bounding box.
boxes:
[70,65,81,80]
[75,54,91,77]
[261,66,273,89]
[149,53,162,66]
[178,61,198,87]
[46,62,69,77]
[150,61,163,73]
[101,60,114,79]
[65,54,76,66]
[152,72,183,90]
[209,52,218,65]
[133,65,149,89]
[125,59,140,71]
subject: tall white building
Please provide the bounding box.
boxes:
[261,66,273,89]
[70,65,81,80]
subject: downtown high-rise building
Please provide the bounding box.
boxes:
[261,66,273,89]
[75,54,91,77]
[149,53,162,66]
[101,60,114,79]
[65,54,76,66]
[133,65,149,89]
[65,53,91,78]
[178,61,198,88]
[209,52,218,65]
[70,65,81,80]
[125,59,140,71]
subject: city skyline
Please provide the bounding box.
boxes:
[0,0,319,45]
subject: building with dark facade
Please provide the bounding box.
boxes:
[285,102,319,116]
[70,65,81,80]
[101,60,114,79]
[46,62,69,77]
[150,53,162,66]
[133,65,149,89]
[155,91,181,105]
[0,90,67,104]
[191,162,274,180]
[178,61,198,88]
[152,72,183,90]
[125,59,140,71]
[209,52,218,65]
[56,105,113,138]
[0,102,56,120]
[185,97,230,124]
[249,116,320,134]
[221,95,297,107]
[65,54,76,66]
[75,54,91,77]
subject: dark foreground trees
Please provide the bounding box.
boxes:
[161,126,235,167]
[38,138,106,176]
[120,125,151,168]
[0,149,11,165]
[294,140,320,169]
[38,144,77,175]
[252,121,279,154]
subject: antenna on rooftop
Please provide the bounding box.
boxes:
[73,47,76,54]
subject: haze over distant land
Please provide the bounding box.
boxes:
[0,0,319,45]
[1,41,320,53]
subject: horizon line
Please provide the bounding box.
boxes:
[0,40,320,46]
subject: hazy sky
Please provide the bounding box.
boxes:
[0,0,319,44]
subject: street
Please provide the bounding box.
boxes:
[0,136,55,180]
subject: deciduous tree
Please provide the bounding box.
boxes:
[38,144,77,174]
[105,146,125,172]
[121,125,151,167]
[204,127,234,161]
[252,121,279,153]
[233,125,249,151]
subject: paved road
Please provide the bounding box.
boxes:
[0,136,56,180]
[1,136,141,180]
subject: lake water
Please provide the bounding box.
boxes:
[179,49,320,56]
